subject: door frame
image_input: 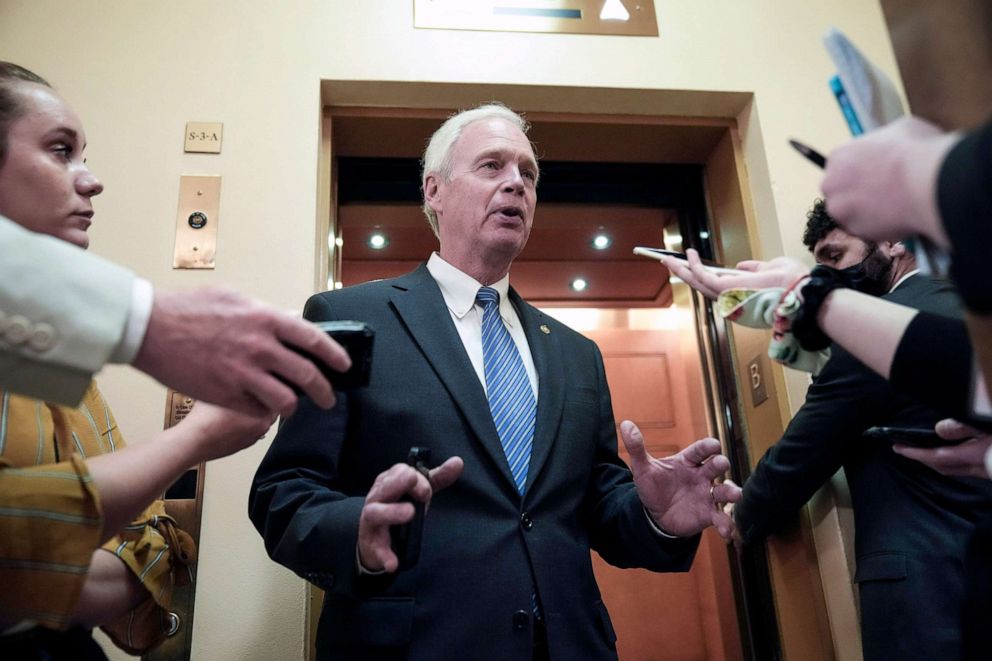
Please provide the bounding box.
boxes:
[310,79,847,661]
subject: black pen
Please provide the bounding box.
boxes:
[788,139,827,168]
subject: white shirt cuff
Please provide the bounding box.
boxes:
[110,277,154,364]
[644,507,680,539]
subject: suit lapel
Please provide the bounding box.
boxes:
[389,265,517,490]
[510,289,565,497]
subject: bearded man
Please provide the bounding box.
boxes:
[729,199,992,660]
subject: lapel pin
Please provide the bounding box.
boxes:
[539,324,551,335]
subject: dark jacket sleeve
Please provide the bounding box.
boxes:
[581,345,700,571]
[734,346,893,544]
[938,118,992,314]
[248,294,371,597]
[889,311,992,432]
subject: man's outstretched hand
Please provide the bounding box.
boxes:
[620,420,741,540]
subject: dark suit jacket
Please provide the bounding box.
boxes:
[735,274,992,660]
[249,264,699,661]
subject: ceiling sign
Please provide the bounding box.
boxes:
[414,0,658,36]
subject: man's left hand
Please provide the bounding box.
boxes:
[620,420,741,540]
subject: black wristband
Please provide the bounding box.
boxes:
[791,265,853,351]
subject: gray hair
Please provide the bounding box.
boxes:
[421,103,531,236]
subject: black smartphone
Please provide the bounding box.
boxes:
[863,426,943,448]
[390,447,430,570]
[312,320,374,391]
[788,139,827,168]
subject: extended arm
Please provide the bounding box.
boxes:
[662,250,986,429]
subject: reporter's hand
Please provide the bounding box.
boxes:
[660,249,809,300]
[893,418,992,480]
[133,288,351,417]
[357,457,464,573]
[822,116,960,249]
[177,400,277,463]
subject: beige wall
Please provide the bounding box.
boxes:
[0,1,900,659]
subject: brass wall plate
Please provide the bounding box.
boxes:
[145,391,207,661]
[173,175,220,269]
[164,390,196,429]
[414,0,658,36]
[184,122,223,154]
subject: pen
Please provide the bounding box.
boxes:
[788,139,827,169]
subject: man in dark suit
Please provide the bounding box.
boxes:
[249,104,740,660]
[731,201,992,660]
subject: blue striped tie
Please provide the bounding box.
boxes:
[476,287,535,494]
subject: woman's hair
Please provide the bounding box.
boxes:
[0,62,51,165]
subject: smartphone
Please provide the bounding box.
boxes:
[863,426,944,448]
[633,246,746,275]
[390,446,430,570]
[304,320,375,391]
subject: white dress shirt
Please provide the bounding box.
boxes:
[426,253,538,400]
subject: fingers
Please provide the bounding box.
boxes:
[361,500,416,528]
[679,437,723,468]
[620,421,651,475]
[711,481,741,504]
[266,344,337,411]
[659,255,720,300]
[684,250,727,298]
[712,481,742,545]
[891,444,950,471]
[736,260,762,272]
[893,438,991,479]
[369,463,432,505]
[278,316,352,372]
[429,457,464,493]
[711,510,736,541]
[274,316,353,409]
[935,418,980,440]
[358,501,415,573]
[241,369,300,418]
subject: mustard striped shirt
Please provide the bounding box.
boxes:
[0,383,193,653]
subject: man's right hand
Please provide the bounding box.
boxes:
[357,457,464,573]
[132,288,351,417]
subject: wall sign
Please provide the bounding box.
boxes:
[184,122,223,154]
[414,0,658,36]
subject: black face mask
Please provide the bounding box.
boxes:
[838,246,893,296]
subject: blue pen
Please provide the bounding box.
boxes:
[830,75,864,136]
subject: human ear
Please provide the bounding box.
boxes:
[423,174,442,212]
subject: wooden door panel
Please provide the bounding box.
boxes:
[587,326,742,661]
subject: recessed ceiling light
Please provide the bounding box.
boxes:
[368,233,389,250]
[571,277,588,292]
[592,234,612,250]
